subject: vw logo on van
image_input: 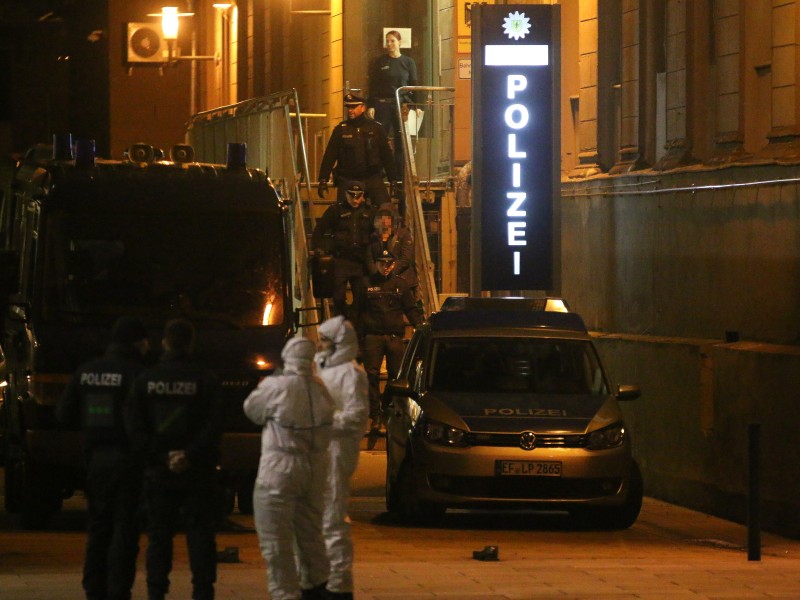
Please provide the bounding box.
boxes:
[519,431,536,450]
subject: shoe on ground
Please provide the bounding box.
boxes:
[472,545,499,561]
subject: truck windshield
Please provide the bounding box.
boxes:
[428,337,608,395]
[41,208,285,328]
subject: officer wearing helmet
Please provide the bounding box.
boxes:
[244,335,335,600]
[311,179,377,320]
[317,93,398,206]
[57,315,150,600]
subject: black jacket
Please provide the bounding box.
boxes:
[57,343,145,452]
[361,276,423,336]
[312,201,377,262]
[366,227,418,288]
[125,349,221,474]
[318,113,397,182]
[367,54,418,105]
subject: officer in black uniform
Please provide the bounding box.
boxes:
[361,254,424,431]
[57,315,150,600]
[317,93,398,206]
[125,319,221,600]
[311,180,377,320]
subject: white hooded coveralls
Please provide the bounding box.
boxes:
[244,336,335,600]
[315,316,369,594]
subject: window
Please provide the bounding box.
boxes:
[428,337,608,396]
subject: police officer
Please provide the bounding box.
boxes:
[125,319,221,600]
[57,316,150,600]
[311,180,376,320]
[314,316,369,600]
[361,253,424,431]
[244,335,335,600]
[317,93,398,206]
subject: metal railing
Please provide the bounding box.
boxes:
[395,85,456,316]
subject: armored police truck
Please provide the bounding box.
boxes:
[0,138,296,526]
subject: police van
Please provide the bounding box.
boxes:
[383,296,643,528]
[0,137,297,525]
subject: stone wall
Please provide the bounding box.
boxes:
[595,334,800,537]
[562,162,800,537]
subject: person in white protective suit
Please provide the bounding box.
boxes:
[244,335,335,600]
[314,316,369,600]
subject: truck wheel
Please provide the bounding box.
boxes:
[6,451,63,528]
[4,448,23,513]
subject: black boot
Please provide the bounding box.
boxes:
[325,591,354,600]
[301,582,328,600]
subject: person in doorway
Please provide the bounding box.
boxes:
[317,93,398,206]
[311,180,377,321]
[125,319,222,600]
[57,316,150,600]
[367,29,420,183]
[244,335,335,600]
[314,316,369,600]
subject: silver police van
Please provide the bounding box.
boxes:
[383,297,643,528]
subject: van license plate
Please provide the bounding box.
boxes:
[496,460,562,477]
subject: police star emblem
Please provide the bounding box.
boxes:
[502,11,531,40]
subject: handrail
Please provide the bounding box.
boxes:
[395,85,456,316]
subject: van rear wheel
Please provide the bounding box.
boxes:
[5,449,63,528]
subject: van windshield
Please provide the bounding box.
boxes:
[428,337,608,395]
[41,208,285,328]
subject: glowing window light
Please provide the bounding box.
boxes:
[262,302,273,325]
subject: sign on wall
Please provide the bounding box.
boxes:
[471,5,560,292]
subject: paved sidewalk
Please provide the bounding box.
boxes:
[1,496,800,599]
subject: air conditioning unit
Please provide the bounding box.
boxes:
[127,23,167,63]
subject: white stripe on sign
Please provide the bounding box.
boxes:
[484,45,549,66]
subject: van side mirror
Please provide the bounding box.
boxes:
[385,378,417,399]
[616,384,640,401]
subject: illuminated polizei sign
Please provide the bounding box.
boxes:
[471,6,559,291]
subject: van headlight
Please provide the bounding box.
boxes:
[586,422,626,450]
[422,418,468,447]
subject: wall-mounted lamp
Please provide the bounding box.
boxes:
[147,6,218,64]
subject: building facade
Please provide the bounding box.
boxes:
[3,0,800,536]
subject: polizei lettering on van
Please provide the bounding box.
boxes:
[80,372,123,386]
[484,408,567,417]
[147,381,198,395]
